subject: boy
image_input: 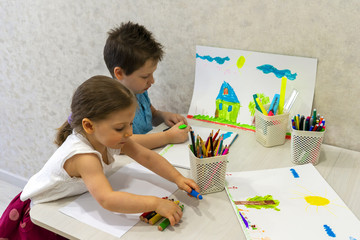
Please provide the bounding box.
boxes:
[103,21,189,149]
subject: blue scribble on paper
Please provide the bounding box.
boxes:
[196,53,230,65]
[257,64,297,80]
[324,224,336,237]
[239,211,249,228]
[349,237,357,240]
[222,132,233,141]
[290,168,299,178]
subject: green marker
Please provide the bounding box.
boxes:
[158,204,184,231]
[163,124,187,132]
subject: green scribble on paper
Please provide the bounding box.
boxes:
[246,195,280,211]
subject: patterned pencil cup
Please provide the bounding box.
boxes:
[189,146,228,194]
[291,129,326,165]
[255,104,289,147]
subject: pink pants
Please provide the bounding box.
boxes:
[0,192,67,240]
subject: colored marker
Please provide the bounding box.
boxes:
[268,94,280,116]
[299,115,305,130]
[190,189,203,200]
[255,98,268,116]
[190,130,197,157]
[312,109,317,126]
[279,77,287,114]
[253,94,261,111]
[163,124,188,131]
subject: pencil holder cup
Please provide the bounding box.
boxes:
[290,129,326,165]
[189,146,228,194]
[255,104,289,147]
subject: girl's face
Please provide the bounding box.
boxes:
[120,59,157,94]
[90,104,136,149]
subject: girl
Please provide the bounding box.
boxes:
[0,76,200,239]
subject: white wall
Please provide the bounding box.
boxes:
[1,0,359,179]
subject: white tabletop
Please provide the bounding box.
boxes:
[30,119,360,240]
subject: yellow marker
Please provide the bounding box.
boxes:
[279,77,287,114]
[295,115,299,130]
[256,98,268,116]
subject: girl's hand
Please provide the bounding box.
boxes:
[174,176,201,197]
[155,198,183,226]
[162,112,188,126]
[164,122,190,144]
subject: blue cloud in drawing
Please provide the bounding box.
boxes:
[196,53,230,65]
[257,64,297,80]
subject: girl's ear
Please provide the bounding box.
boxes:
[82,118,94,134]
[114,67,125,81]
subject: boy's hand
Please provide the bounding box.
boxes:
[162,112,188,126]
[155,198,183,226]
[164,122,190,143]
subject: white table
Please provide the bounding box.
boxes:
[30,119,360,240]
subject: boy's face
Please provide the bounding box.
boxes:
[115,59,157,94]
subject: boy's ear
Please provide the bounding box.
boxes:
[114,67,125,81]
[82,118,94,134]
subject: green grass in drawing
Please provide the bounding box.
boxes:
[192,114,255,130]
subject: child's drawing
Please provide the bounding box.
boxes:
[225,164,360,240]
[188,46,318,131]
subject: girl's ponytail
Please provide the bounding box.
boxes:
[55,121,73,147]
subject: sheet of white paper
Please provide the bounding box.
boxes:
[188,46,317,130]
[59,163,178,238]
[160,125,237,169]
[225,164,360,240]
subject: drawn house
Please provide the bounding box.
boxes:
[215,81,240,123]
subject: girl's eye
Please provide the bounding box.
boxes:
[115,128,124,132]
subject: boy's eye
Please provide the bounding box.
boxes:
[115,128,124,132]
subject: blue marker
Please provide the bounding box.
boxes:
[190,189,203,200]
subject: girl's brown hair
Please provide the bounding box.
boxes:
[55,75,136,146]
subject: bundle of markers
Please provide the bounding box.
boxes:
[139,197,184,231]
[190,129,229,158]
[292,109,325,132]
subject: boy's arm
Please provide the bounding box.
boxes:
[151,105,188,126]
[131,121,190,149]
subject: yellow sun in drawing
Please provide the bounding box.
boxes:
[292,184,345,215]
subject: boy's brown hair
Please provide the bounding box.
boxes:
[103,21,164,77]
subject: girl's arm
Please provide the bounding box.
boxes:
[122,139,200,193]
[65,153,183,226]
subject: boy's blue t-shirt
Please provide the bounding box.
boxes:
[133,91,153,134]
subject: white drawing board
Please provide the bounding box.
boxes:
[225,164,360,239]
[188,46,317,130]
